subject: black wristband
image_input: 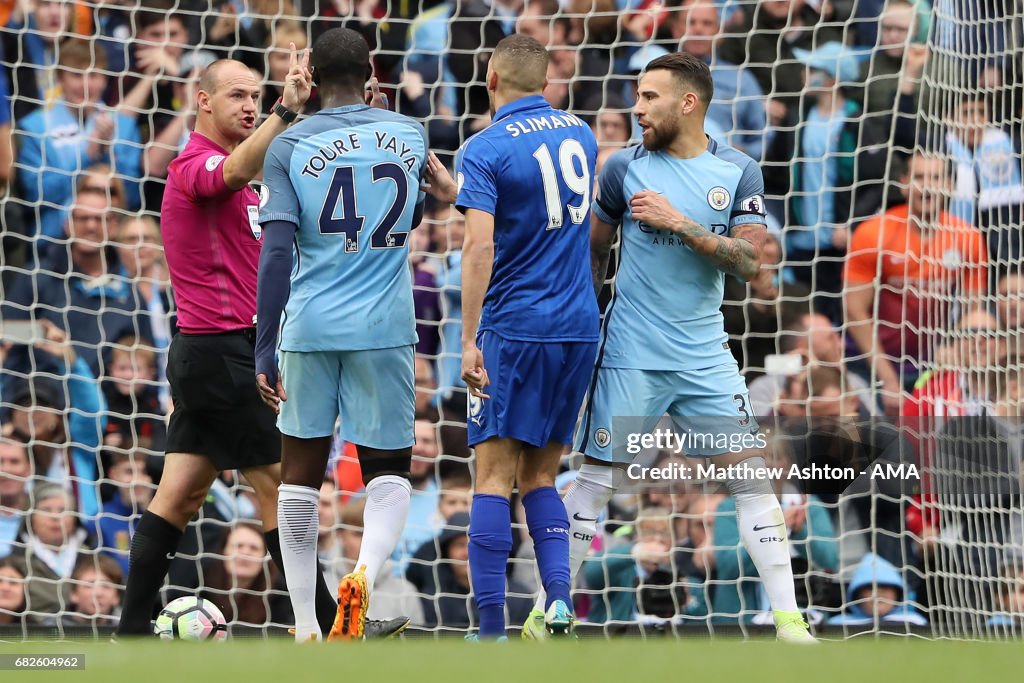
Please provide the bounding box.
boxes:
[273,99,298,124]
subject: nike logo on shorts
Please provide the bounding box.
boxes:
[752,523,785,531]
[572,513,598,522]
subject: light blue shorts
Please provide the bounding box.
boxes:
[278,345,415,449]
[574,362,760,461]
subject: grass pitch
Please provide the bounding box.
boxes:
[2,637,1020,682]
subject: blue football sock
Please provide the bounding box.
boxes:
[522,486,572,610]
[468,493,513,638]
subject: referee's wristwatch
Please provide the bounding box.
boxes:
[273,98,299,124]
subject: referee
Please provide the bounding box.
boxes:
[116,47,338,636]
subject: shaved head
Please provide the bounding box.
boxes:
[490,34,549,94]
[198,59,250,95]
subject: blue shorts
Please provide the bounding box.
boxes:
[278,345,415,449]
[467,331,597,448]
[574,362,760,461]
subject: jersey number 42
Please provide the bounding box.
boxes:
[532,140,591,231]
[318,163,409,253]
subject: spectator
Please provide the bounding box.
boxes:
[448,0,515,129]
[767,42,871,319]
[582,92,632,176]
[852,0,928,117]
[2,190,155,379]
[410,206,441,362]
[406,473,473,595]
[86,450,153,575]
[310,0,406,82]
[828,552,926,625]
[417,510,533,629]
[904,307,1004,422]
[946,92,1024,265]
[128,2,194,140]
[317,477,340,557]
[204,0,302,68]
[61,554,122,629]
[0,558,27,625]
[435,205,466,413]
[989,561,1024,628]
[0,64,13,191]
[325,499,424,625]
[15,37,144,241]
[747,312,876,417]
[2,0,77,122]
[0,435,32,557]
[4,320,106,519]
[844,151,988,413]
[676,0,768,161]
[415,356,438,416]
[114,215,174,350]
[259,23,318,118]
[583,506,707,623]
[712,438,839,623]
[722,233,809,380]
[8,483,94,618]
[200,522,291,629]
[101,336,167,455]
[997,269,1024,360]
[717,0,843,121]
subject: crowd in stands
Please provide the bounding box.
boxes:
[0,0,1023,635]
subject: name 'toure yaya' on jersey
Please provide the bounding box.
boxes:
[300,130,421,179]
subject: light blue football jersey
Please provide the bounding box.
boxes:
[260,104,428,352]
[593,138,766,371]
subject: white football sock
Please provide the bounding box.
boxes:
[355,475,412,590]
[278,484,322,641]
[533,464,620,613]
[726,457,800,614]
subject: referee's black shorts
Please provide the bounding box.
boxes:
[165,328,280,471]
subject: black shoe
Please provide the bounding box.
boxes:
[364,616,411,639]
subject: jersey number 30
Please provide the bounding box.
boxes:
[532,140,590,230]
[318,163,409,252]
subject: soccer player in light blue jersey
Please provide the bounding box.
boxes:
[453,35,601,640]
[529,52,817,643]
[253,28,451,643]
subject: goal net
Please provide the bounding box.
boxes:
[0,0,1021,639]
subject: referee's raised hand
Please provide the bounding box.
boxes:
[281,42,312,112]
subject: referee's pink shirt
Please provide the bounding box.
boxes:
[162,132,264,334]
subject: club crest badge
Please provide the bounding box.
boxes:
[707,186,731,210]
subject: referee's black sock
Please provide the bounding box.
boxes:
[116,512,183,636]
[264,528,338,636]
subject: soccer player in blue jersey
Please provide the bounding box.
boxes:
[455,35,600,640]
[253,28,451,642]
[525,52,817,643]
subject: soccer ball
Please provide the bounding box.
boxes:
[154,596,228,641]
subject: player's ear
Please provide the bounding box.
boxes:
[311,65,320,86]
[365,64,373,84]
[196,89,212,113]
[487,68,498,93]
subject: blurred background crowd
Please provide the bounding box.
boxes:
[0,0,1023,637]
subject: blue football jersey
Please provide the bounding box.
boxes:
[455,95,600,343]
[593,139,766,371]
[260,104,428,352]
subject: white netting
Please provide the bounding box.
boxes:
[0,0,1021,638]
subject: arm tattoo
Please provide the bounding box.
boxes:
[676,218,765,281]
[591,248,611,298]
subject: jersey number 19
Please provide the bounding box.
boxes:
[532,140,590,231]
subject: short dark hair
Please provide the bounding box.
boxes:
[134,0,184,33]
[311,28,371,92]
[491,34,549,93]
[644,52,714,108]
